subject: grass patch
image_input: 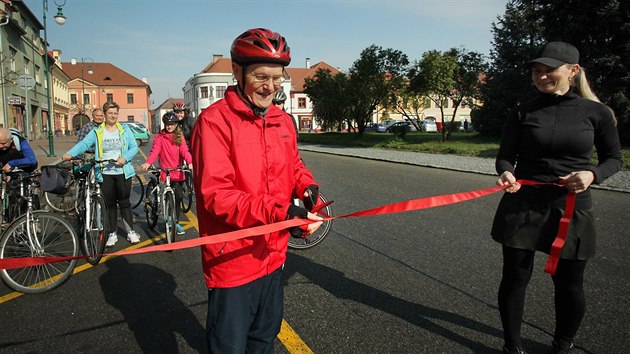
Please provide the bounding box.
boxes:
[299,131,630,170]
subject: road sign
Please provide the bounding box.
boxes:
[17,74,35,90]
[7,96,21,105]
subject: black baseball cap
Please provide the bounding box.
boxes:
[529,41,579,68]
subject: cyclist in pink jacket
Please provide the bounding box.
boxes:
[140,112,193,235]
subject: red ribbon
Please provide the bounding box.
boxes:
[0,180,576,275]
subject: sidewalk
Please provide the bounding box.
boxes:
[30,135,76,167]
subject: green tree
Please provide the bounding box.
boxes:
[383,80,425,131]
[304,68,349,132]
[345,45,409,136]
[410,48,487,141]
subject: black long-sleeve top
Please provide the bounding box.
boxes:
[495,91,623,208]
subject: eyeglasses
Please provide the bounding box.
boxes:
[250,73,285,85]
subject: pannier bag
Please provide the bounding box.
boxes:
[40,165,72,195]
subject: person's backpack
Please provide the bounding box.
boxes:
[9,127,25,151]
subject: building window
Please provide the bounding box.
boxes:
[70,93,77,104]
[9,48,16,72]
[83,93,90,105]
[216,86,226,98]
[200,86,208,99]
[34,65,40,83]
[298,97,306,109]
[127,116,134,122]
[107,94,113,103]
[23,58,30,74]
[127,93,134,104]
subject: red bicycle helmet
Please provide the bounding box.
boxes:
[173,101,186,112]
[231,28,291,66]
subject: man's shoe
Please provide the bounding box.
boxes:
[106,233,118,247]
[127,230,141,244]
[550,339,574,353]
[503,344,527,354]
[176,224,185,235]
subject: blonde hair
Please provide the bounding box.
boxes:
[170,125,183,146]
[572,66,616,123]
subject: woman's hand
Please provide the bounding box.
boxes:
[116,156,127,166]
[497,171,520,193]
[140,163,150,171]
[61,154,73,161]
[558,171,595,194]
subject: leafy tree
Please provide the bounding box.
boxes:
[345,45,409,135]
[383,80,425,131]
[409,48,487,141]
[304,68,349,132]
[477,0,630,144]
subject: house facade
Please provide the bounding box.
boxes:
[62,62,152,132]
[151,97,183,133]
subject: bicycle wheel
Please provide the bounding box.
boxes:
[180,171,194,213]
[44,179,77,213]
[163,191,177,244]
[0,211,79,294]
[288,193,333,250]
[144,179,159,229]
[130,174,144,209]
[82,195,108,265]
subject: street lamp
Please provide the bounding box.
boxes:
[42,0,66,157]
[71,57,94,115]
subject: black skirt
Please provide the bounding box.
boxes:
[491,190,596,260]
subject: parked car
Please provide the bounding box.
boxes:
[122,123,150,146]
[421,120,438,132]
[126,122,150,136]
[386,121,412,133]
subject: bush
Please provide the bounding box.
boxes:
[389,125,408,138]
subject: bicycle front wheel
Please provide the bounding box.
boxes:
[164,191,177,244]
[0,211,79,294]
[144,179,159,229]
[44,179,77,213]
[130,174,144,209]
[288,193,333,250]
[82,195,108,265]
[180,171,194,213]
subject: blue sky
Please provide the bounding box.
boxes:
[24,0,508,109]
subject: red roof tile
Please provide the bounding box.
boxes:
[61,62,149,87]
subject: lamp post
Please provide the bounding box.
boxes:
[42,0,66,157]
[71,57,94,115]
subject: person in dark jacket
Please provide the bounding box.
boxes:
[191,28,322,354]
[492,42,623,354]
[173,102,195,148]
[0,127,37,172]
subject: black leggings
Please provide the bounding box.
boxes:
[172,180,183,223]
[498,246,586,348]
[101,174,133,235]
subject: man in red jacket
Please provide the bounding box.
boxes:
[191,28,323,353]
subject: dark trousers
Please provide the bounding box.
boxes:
[206,267,284,354]
[101,174,133,235]
[498,246,587,348]
[172,180,183,223]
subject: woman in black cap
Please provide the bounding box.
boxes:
[492,41,622,353]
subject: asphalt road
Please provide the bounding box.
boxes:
[1,150,628,353]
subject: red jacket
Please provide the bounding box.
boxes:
[145,131,192,182]
[191,87,317,288]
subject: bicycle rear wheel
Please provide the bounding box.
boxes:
[164,191,177,244]
[0,211,79,294]
[180,171,194,213]
[144,179,159,229]
[44,179,77,213]
[82,195,108,265]
[130,174,144,209]
[288,193,333,250]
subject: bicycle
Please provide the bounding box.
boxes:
[287,192,333,250]
[44,169,143,212]
[0,170,79,294]
[180,169,194,213]
[144,165,189,244]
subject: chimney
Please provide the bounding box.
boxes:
[213,54,223,63]
[305,57,311,68]
[142,77,148,84]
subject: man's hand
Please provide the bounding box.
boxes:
[287,204,323,238]
[303,185,319,211]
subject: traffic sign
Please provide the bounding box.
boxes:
[17,74,35,90]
